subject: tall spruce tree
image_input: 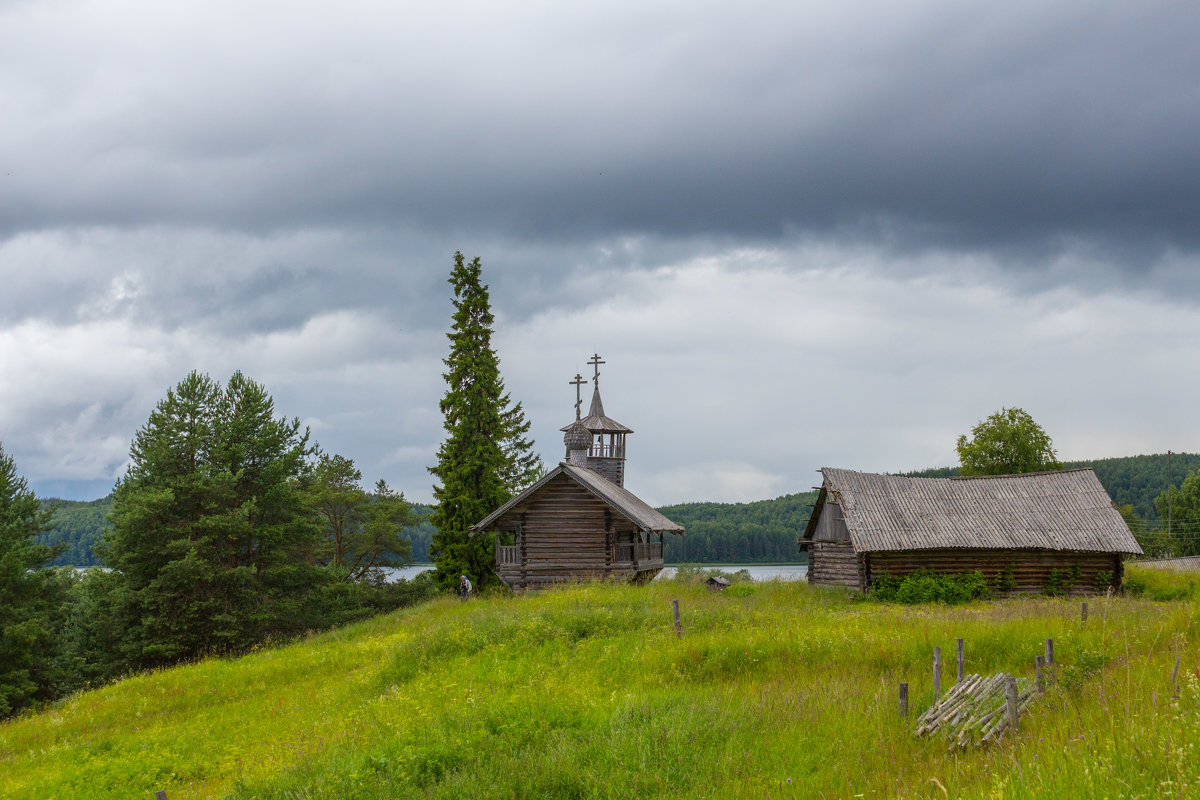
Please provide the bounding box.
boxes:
[429,252,541,590]
[0,443,63,718]
[100,371,324,666]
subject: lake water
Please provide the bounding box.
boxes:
[381,564,808,582]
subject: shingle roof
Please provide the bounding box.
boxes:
[804,467,1142,555]
[560,387,633,434]
[470,463,684,535]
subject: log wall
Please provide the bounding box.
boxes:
[808,541,863,589]
[492,474,655,589]
[867,549,1124,596]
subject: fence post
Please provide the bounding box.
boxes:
[1045,638,1054,666]
[1005,676,1020,731]
[956,638,964,684]
[933,646,942,699]
[1172,655,1181,699]
[156,792,168,800]
[899,682,909,717]
[672,599,682,638]
[1035,655,1045,693]
[1081,601,1088,624]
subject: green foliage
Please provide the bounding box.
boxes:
[1045,568,1066,597]
[0,443,65,719]
[37,496,112,566]
[429,252,541,591]
[1153,466,1200,557]
[1123,565,1200,601]
[100,370,327,668]
[1093,570,1114,591]
[669,564,753,584]
[869,568,993,604]
[658,492,816,563]
[997,563,1015,592]
[310,453,416,581]
[956,406,1063,476]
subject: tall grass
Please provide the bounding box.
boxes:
[2,568,1198,799]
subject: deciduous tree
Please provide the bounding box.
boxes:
[310,453,415,581]
[956,407,1062,476]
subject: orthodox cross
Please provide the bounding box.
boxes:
[570,373,588,420]
[588,353,605,387]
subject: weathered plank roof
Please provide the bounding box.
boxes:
[560,387,633,434]
[803,467,1142,555]
[471,462,684,535]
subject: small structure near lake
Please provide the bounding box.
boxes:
[800,467,1142,595]
[471,355,685,589]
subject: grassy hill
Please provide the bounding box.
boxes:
[2,568,1198,799]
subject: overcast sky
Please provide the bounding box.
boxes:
[2,0,1199,505]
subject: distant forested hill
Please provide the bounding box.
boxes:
[657,492,817,563]
[39,496,437,567]
[40,496,114,566]
[40,453,1199,566]
[906,452,1200,524]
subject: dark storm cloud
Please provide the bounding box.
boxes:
[2,0,1197,259]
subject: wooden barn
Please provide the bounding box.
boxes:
[471,356,685,589]
[800,467,1142,595]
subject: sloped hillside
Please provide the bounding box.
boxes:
[2,573,1197,799]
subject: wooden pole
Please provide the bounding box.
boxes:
[899,682,909,717]
[1045,638,1054,666]
[1081,601,1088,624]
[1172,655,1181,699]
[1035,655,1045,692]
[156,792,168,800]
[672,599,682,638]
[956,638,965,684]
[933,646,942,699]
[1005,676,1020,731]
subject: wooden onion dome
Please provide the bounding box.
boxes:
[559,353,632,486]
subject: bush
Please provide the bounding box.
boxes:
[1123,566,1200,601]
[670,565,752,584]
[869,568,993,605]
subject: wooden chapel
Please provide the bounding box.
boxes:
[470,355,685,588]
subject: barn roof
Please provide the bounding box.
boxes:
[560,387,633,434]
[470,462,683,535]
[802,467,1142,555]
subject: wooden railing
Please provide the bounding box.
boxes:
[615,542,663,564]
[497,545,520,566]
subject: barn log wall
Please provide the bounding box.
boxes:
[808,541,863,589]
[867,549,1123,596]
[492,475,657,588]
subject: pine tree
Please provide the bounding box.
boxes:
[429,252,541,590]
[309,453,415,581]
[100,371,323,666]
[0,442,62,718]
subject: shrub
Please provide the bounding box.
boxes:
[996,564,1015,593]
[670,565,752,584]
[1123,566,1200,601]
[869,568,992,605]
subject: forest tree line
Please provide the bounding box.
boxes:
[41,452,1200,568]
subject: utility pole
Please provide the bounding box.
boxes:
[1168,450,1173,539]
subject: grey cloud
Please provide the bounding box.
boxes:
[2,1,1197,258]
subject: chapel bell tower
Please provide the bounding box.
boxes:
[560,353,632,487]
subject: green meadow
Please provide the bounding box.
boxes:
[2,569,1199,799]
